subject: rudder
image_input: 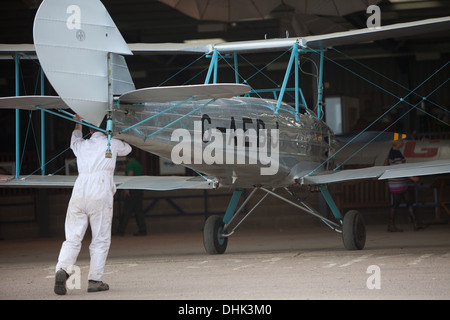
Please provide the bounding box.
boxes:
[33,0,133,126]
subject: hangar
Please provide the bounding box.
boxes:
[0,0,449,300]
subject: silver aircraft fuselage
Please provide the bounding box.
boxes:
[113,97,334,188]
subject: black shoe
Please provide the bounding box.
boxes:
[88,280,109,292]
[133,231,147,236]
[54,269,69,295]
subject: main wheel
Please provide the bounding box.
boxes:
[203,215,228,254]
[342,210,366,250]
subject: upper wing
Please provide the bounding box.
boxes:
[0,175,217,191]
[5,17,447,58]
[304,160,450,185]
[300,16,450,50]
[126,16,450,54]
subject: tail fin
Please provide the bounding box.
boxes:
[33,0,133,126]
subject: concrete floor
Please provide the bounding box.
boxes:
[1,221,449,301]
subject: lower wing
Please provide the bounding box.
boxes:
[304,160,450,185]
[0,175,217,191]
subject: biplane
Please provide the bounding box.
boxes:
[0,0,449,253]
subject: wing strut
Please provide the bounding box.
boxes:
[273,43,319,121]
[13,53,48,178]
[205,48,219,84]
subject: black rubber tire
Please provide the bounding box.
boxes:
[203,215,228,254]
[342,210,366,250]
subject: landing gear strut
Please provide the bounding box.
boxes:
[202,185,366,254]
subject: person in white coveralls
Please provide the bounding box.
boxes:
[54,114,131,295]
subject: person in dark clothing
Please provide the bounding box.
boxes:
[116,152,147,236]
[386,139,423,232]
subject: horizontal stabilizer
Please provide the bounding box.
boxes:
[0,96,68,110]
[304,160,450,185]
[119,83,251,104]
[0,175,216,190]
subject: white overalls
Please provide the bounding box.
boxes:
[56,129,131,281]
